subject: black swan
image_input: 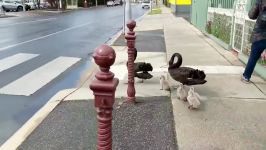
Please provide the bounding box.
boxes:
[134,62,153,82]
[128,48,153,82]
[168,53,207,85]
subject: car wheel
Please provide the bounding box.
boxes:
[17,6,23,12]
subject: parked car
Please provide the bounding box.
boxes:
[106,1,114,7]
[114,0,121,6]
[1,0,30,12]
[141,0,150,9]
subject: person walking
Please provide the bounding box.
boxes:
[242,0,266,83]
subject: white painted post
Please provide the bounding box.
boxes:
[22,0,26,11]
[150,0,152,12]
[59,0,62,9]
[230,0,237,49]
[240,0,247,53]
[125,0,132,23]
[123,0,126,34]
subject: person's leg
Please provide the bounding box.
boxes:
[243,40,266,80]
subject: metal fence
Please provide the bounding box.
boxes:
[246,0,256,11]
[207,0,257,54]
[208,0,235,9]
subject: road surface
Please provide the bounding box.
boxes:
[0,5,146,145]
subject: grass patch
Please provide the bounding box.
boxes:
[148,8,162,15]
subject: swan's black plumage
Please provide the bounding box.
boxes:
[168,53,207,85]
[134,62,153,80]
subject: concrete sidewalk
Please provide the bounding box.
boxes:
[160,6,266,150]
[2,5,266,150]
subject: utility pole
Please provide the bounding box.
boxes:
[150,0,152,13]
[59,0,62,9]
[22,0,26,11]
[123,0,126,34]
[124,0,132,32]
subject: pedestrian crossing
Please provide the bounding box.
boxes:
[0,53,81,96]
[0,53,39,73]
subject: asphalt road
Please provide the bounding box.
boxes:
[0,5,146,145]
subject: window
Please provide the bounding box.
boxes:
[4,0,12,3]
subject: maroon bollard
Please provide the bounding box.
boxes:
[125,20,136,103]
[90,44,119,150]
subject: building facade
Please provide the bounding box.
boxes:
[191,0,266,79]
[168,0,191,13]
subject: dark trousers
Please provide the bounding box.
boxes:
[243,39,266,80]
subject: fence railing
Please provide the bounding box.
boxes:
[245,0,256,11]
[207,0,259,54]
[208,0,235,9]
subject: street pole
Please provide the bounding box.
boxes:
[59,0,62,9]
[150,0,152,13]
[22,0,25,11]
[125,20,136,103]
[123,0,126,34]
[90,44,119,150]
[125,0,132,32]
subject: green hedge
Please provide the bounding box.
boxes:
[206,13,231,44]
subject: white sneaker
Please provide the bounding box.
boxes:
[241,75,250,84]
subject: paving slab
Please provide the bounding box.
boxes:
[115,75,170,98]
[169,49,231,66]
[113,96,177,150]
[255,84,266,95]
[171,90,266,150]
[169,74,266,99]
[112,30,166,53]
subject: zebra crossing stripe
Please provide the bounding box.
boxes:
[0,53,39,73]
[0,56,81,96]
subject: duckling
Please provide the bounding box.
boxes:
[160,75,170,91]
[176,83,189,101]
[187,87,201,109]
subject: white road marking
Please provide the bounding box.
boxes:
[185,65,245,74]
[152,65,245,74]
[0,18,56,27]
[0,22,92,51]
[0,53,39,73]
[0,56,81,96]
[0,39,10,44]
